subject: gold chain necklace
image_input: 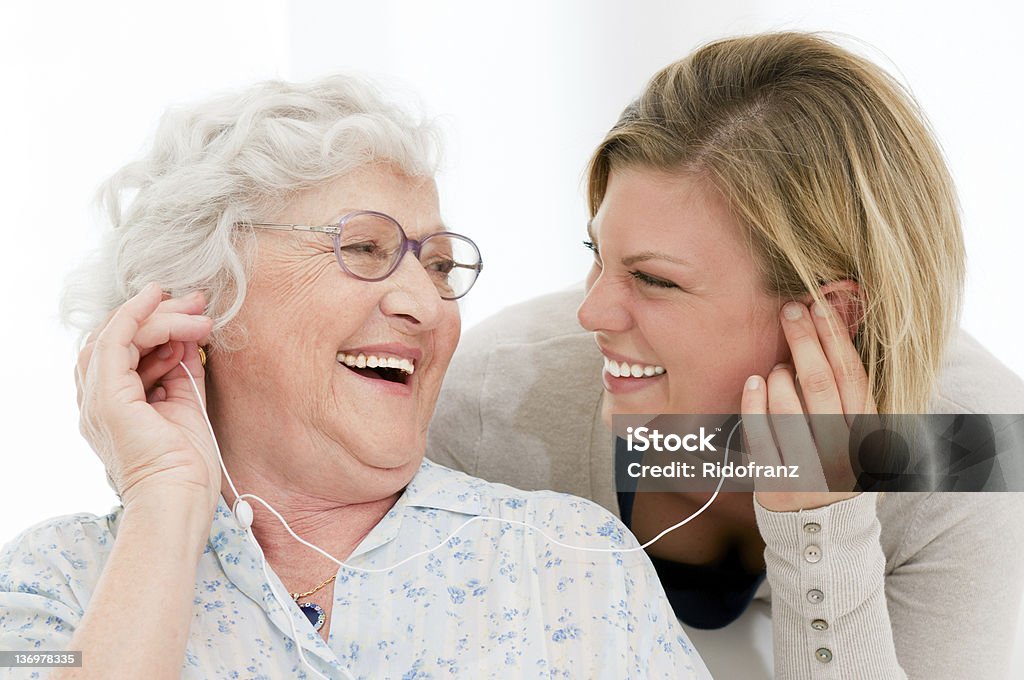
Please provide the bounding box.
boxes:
[290,574,337,632]
[290,574,337,601]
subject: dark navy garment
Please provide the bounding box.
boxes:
[615,437,766,629]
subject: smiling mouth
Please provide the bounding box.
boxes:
[603,356,666,378]
[337,352,415,385]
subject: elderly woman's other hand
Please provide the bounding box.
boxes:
[75,283,218,511]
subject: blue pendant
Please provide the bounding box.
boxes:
[297,601,326,631]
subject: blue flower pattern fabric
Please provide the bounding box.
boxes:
[0,460,710,679]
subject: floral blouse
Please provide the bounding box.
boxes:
[0,459,710,679]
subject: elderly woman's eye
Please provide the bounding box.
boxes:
[341,240,379,254]
[631,270,677,289]
[340,240,390,261]
[423,256,456,276]
[583,240,602,265]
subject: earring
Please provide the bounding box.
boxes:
[198,345,208,367]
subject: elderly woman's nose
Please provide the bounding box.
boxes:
[577,274,631,333]
[379,254,445,328]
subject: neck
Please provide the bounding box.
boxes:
[219,452,402,582]
[203,385,412,583]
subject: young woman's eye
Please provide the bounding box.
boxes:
[583,240,602,265]
[630,270,677,289]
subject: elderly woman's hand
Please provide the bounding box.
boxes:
[741,300,871,512]
[75,283,219,511]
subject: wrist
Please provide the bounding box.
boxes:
[121,486,218,547]
[754,491,861,512]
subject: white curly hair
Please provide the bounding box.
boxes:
[61,74,441,349]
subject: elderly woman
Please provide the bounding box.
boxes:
[0,77,710,679]
[429,33,1024,679]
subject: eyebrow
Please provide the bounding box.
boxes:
[587,219,694,268]
[621,251,694,267]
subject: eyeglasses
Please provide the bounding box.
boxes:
[245,210,483,300]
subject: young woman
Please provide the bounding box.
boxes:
[429,32,1024,679]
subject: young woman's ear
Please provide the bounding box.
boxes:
[800,279,863,340]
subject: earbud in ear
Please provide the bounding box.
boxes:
[816,280,863,341]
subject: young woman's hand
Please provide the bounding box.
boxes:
[741,300,874,512]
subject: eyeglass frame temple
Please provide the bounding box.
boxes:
[246,222,341,235]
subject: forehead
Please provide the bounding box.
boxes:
[276,164,443,237]
[593,167,752,263]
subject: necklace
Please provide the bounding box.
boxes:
[290,574,337,632]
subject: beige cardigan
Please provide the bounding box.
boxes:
[428,286,1024,679]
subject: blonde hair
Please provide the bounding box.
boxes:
[61,74,440,350]
[587,32,964,414]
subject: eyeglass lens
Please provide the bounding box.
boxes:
[336,213,480,299]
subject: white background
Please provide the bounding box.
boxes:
[2,0,1022,668]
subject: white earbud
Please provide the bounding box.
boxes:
[234,499,254,530]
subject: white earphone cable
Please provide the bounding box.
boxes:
[178,359,731,679]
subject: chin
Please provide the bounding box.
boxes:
[370,432,425,464]
[364,446,424,470]
[370,454,421,475]
[600,393,664,429]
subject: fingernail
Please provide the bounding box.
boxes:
[783,303,803,320]
[772,363,789,372]
[157,344,173,359]
[813,302,829,318]
[745,376,762,391]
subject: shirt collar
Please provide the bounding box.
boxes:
[391,458,484,515]
[334,458,484,560]
[202,458,484,665]
[207,458,483,554]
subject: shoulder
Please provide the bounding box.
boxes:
[933,330,1024,413]
[441,284,594,389]
[431,284,585,401]
[878,491,1024,568]
[0,508,121,602]
[428,286,606,492]
[454,285,590,358]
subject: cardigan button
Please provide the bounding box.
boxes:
[804,545,822,563]
[811,619,829,631]
[807,589,824,604]
[815,647,833,663]
[804,522,821,533]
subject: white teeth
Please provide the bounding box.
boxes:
[337,352,415,375]
[603,356,665,379]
